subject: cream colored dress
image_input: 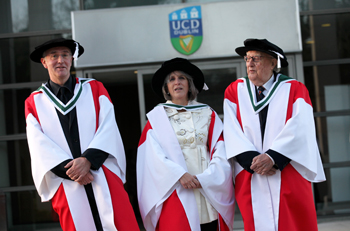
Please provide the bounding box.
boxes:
[165,101,218,224]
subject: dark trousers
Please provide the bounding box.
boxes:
[200,219,218,231]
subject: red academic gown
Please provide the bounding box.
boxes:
[25,78,139,231]
[137,103,235,231]
[223,74,325,231]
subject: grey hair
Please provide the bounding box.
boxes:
[269,55,280,73]
[162,71,199,101]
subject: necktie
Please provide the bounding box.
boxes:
[59,87,67,104]
[257,86,265,102]
[257,86,267,141]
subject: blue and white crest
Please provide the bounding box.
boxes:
[169,6,203,55]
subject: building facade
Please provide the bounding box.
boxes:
[0,0,349,230]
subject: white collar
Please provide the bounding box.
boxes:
[257,73,274,94]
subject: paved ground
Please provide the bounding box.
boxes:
[317,218,350,231]
[233,217,350,231]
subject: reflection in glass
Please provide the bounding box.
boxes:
[2,0,79,33]
[10,0,28,33]
[299,0,350,11]
[324,85,350,212]
[300,13,350,62]
[143,73,163,114]
[0,140,33,188]
[4,190,61,229]
[0,88,32,136]
[52,0,79,30]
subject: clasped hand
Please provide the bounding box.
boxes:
[250,153,276,176]
[65,157,94,185]
[179,172,202,189]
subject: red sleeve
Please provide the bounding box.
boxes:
[207,111,224,159]
[224,79,243,129]
[138,121,152,147]
[25,93,40,124]
[224,79,242,103]
[88,80,113,131]
[286,81,313,122]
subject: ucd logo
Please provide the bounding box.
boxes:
[169,6,203,55]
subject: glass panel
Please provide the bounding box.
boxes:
[92,70,141,152]
[300,13,350,62]
[304,65,350,217]
[0,140,33,188]
[143,73,164,114]
[314,166,350,216]
[0,89,32,136]
[0,0,79,34]
[299,0,350,11]
[0,34,76,84]
[304,64,350,113]
[297,2,350,216]
[325,109,350,213]
[3,190,61,230]
[197,68,237,115]
[304,64,350,173]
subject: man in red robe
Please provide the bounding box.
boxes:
[25,38,139,231]
[224,38,326,231]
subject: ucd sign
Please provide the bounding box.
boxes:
[169,6,203,55]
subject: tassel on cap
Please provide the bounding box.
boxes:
[269,50,284,72]
[203,83,209,90]
[73,42,79,60]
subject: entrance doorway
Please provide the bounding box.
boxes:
[84,59,242,228]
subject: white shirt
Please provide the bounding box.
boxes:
[256,73,275,99]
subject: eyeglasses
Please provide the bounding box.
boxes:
[244,55,267,62]
[46,53,72,61]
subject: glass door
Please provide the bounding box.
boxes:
[85,68,144,228]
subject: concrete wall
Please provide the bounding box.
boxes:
[72,0,301,68]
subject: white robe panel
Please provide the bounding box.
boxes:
[238,84,287,231]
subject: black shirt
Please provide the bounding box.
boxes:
[49,76,109,179]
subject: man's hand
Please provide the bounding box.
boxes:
[250,153,275,175]
[65,157,92,181]
[75,172,94,185]
[179,172,202,189]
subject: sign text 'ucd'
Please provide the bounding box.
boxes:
[169,6,203,55]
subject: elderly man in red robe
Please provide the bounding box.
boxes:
[224,38,325,231]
